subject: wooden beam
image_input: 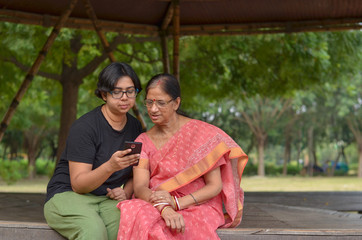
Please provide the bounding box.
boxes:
[0,0,78,142]
[176,18,362,35]
[0,9,158,36]
[160,3,173,73]
[160,32,170,73]
[179,24,362,36]
[172,0,180,81]
[161,3,174,31]
[81,0,147,131]
[0,8,360,36]
[81,0,116,62]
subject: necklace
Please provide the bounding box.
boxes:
[103,105,126,129]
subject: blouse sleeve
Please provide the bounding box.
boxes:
[134,133,150,170]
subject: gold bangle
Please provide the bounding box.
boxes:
[161,206,171,215]
[189,193,199,205]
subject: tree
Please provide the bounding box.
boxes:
[1,22,161,165]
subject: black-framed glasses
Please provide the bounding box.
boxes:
[109,87,138,99]
[144,99,174,108]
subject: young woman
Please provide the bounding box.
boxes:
[117,73,248,239]
[44,62,143,240]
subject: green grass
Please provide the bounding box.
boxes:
[1,176,361,193]
[0,176,49,193]
[241,176,362,192]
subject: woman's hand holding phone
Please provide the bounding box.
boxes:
[108,145,141,171]
[123,141,142,166]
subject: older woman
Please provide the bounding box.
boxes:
[44,62,143,240]
[117,73,248,240]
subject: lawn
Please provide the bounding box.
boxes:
[241,176,362,192]
[0,176,361,193]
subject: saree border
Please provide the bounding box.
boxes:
[157,141,247,192]
[156,141,248,227]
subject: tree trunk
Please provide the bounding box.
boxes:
[307,126,314,176]
[23,127,43,179]
[27,144,37,179]
[2,145,7,160]
[257,134,267,176]
[346,117,362,178]
[55,34,84,164]
[56,77,80,163]
[358,141,362,178]
[295,129,303,169]
[282,125,292,176]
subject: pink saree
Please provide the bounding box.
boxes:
[117,119,248,240]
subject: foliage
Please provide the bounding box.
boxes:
[0,158,55,184]
[35,159,56,177]
[0,159,28,184]
[242,162,303,176]
[0,20,361,178]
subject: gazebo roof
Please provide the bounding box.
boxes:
[1,0,361,36]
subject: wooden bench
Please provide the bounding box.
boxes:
[2,221,362,240]
[2,192,362,239]
[0,221,64,240]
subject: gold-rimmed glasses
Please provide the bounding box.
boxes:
[144,99,174,108]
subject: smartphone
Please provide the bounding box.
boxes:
[124,141,142,166]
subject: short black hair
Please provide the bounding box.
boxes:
[95,62,142,99]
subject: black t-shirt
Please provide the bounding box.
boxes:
[45,105,143,202]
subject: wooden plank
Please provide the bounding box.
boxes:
[1,192,362,240]
[245,192,362,212]
[2,222,362,240]
[217,228,362,240]
[0,221,65,240]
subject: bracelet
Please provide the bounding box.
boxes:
[159,203,171,213]
[153,202,169,207]
[189,193,199,205]
[174,196,181,211]
[171,196,177,210]
[160,205,172,215]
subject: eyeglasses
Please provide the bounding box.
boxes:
[144,99,174,108]
[109,87,138,99]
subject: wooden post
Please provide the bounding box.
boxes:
[160,33,170,73]
[0,0,78,142]
[172,0,180,81]
[81,0,147,131]
[160,3,174,73]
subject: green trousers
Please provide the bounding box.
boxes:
[44,191,120,240]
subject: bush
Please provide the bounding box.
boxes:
[243,163,257,176]
[242,162,303,176]
[265,163,282,176]
[0,158,55,184]
[36,159,56,177]
[287,164,303,175]
[0,159,28,184]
